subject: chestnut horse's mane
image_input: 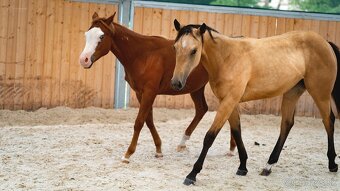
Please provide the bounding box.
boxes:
[90,17,169,42]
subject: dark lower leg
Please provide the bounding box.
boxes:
[185,131,218,184]
[268,120,294,165]
[231,128,248,175]
[326,112,337,171]
[260,115,295,176]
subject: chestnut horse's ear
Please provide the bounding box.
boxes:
[199,23,207,35]
[106,12,116,24]
[174,19,181,31]
[92,12,99,20]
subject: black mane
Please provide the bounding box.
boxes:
[175,24,218,43]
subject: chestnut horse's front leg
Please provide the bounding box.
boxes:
[121,90,157,163]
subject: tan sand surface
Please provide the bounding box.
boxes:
[0,107,339,190]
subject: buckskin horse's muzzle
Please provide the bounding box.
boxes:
[171,79,184,91]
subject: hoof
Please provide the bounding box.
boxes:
[260,168,272,176]
[226,150,235,157]
[176,145,187,152]
[155,152,163,158]
[183,177,195,186]
[236,169,248,176]
[121,156,130,164]
[329,164,338,172]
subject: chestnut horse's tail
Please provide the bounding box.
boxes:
[329,41,340,118]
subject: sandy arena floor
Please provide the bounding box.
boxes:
[0,107,339,190]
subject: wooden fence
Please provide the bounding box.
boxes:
[0,0,117,110]
[130,6,340,117]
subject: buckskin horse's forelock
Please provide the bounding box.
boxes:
[175,24,218,45]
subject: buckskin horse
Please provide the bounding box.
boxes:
[171,19,339,185]
[79,12,240,163]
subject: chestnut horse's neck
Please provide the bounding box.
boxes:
[110,23,171,69]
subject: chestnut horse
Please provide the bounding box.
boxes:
[79,12,239,162]
[171,20,339,185]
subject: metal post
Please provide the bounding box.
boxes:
[114,0,132,109]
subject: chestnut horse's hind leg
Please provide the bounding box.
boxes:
[227,110,240,156]
[261,80,305,176]
[177,86,208,151]
[122,92,156,163]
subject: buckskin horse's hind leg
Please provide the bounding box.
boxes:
[261,81,305,176]
[122,91,157,163]
[307,84,338,172]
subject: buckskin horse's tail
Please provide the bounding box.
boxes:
[329,41,340,118]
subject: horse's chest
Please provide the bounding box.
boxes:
[125,72,147,93]
[125,75,138,90]
[209,81,226,101]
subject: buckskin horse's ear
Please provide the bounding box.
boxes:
[199,23,207,35]
[92,12,99,20]
[106,12,116,24]
[174,19,181,31]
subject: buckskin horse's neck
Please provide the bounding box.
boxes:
[201,32,232,79]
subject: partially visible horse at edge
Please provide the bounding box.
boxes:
[79,12,240,162]
[171,19,339,185]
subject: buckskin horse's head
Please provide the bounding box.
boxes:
[171,19,217,91]
[79,12,116,68]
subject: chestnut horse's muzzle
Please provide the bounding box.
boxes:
[79,54,95,69]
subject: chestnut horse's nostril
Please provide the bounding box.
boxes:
[85,57,88,63]
[171,80,183,91]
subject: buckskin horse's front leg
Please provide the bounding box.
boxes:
[184,97,245,185]
[121,91,157,163]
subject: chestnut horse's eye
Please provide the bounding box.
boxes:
[191,49,197,55]
[100,35,104,40]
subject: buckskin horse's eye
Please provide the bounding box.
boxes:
[100,35,104,40]
[191,49,197,55]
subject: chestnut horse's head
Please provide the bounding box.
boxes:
[171,19,213,91]
[79,12,116,68]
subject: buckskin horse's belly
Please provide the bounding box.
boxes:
[240,64,304,102]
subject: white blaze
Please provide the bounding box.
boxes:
[79,27,104,67]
